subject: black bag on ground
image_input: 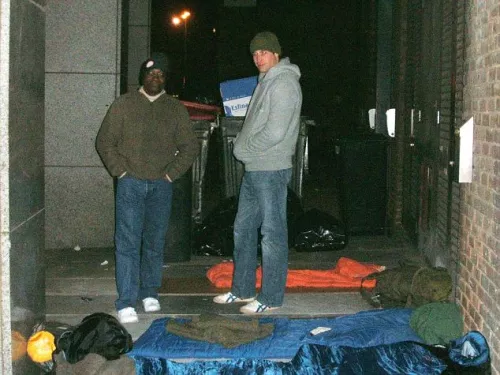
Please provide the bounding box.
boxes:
[360,263,452,308]
[292,209,347,251]
[193,196,238,256]
[56,312,133,364]
[194,189,304,256]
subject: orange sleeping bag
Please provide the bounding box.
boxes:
[206,257,384,289]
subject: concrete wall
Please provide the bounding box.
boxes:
[2,0,46,373]
[44,0,122,250]
[128,0,151,92]
[44,0,151,250]
[460,0,500,372]
[0,2,13,372]
[44,0,121,249]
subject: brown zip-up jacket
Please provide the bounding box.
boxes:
[96,91,199,181]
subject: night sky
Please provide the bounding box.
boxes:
[151,0,219,99]
[151,0,374,146]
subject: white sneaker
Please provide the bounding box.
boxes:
[117,307,138,324]
[142,297,161,312]
[240,300,280,314]
[213,292,255,304]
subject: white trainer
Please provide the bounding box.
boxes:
[142,297,161,312]
[239,300,280,314]
[213,292,255,304]
[117,307,139,324]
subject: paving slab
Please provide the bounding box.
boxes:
[46,277,116,295]
[45,234,421,342]
[46,293,370,316]
[46,292,374,341]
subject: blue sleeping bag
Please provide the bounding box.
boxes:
[128,308,422,361]
[133,342,447,375]
[130,309,491,374]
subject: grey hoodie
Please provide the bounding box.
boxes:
[233,57,302,171]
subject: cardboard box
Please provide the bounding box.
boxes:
[219,76,258,116]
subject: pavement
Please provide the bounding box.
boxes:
[45,234,423,341]
[45,169,424,341]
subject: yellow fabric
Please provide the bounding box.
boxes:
[27,331,56,363]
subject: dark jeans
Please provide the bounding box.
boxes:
[114,176,172,311]
[231,168,292,307]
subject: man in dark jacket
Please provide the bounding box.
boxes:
[214,32,303,313]
[96,53,198,323]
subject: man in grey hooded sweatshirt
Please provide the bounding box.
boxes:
[214,31,303,313]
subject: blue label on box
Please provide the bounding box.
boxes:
[220,76,258,101]
[220,76,258,116]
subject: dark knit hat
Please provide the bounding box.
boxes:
[249,31,282,55]
[139,52,169,84]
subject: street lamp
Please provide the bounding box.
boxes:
[172,10,191,91]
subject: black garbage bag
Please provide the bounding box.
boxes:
[194,189,304,257]
[292,208,347,251]
[56,312,133,364]
[193,196,238,257]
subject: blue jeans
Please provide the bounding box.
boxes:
[231,168,292,307]
[114,176,172,311]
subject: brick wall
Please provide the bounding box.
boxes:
[460,0,500,372]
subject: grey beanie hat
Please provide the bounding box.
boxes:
[249,31,282,55]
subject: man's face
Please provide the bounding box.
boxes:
[252,50,279,73]
[143,68,165,95]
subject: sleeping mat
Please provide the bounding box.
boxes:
[129,309,423,370]
[129,308,490,374]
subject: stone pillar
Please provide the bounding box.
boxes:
[44,0,151,250]
[128,0,151,92]
[45,1,124,249]
[2,0,46,373]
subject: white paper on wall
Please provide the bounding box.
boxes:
[459,117,474,183]
[386,108,396,137]
[368,108,376,130]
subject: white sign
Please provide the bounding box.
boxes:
[459,117,474,183]
[368,108,376,130]
[386,108,396,137]
[223,97,252,116]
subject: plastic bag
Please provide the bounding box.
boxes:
[57,312,133,364]
[292,209,347,252]
[193,196,238,256]
[194,189,304,256]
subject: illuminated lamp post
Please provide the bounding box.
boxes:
[172,10,191,91]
